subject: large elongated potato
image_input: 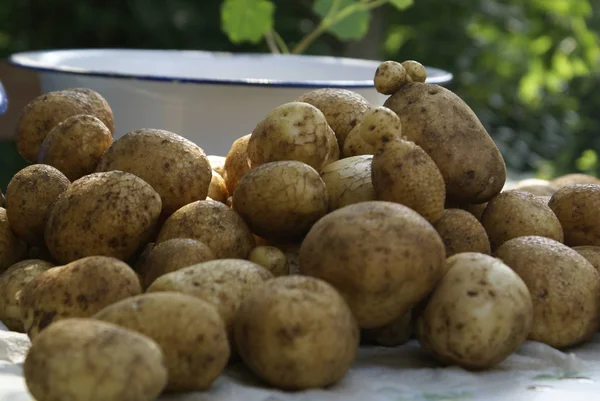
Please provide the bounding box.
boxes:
[384,83,506,203]
[0,208,27,273]
[548,184,600,246]
[45,171,162,264]
[320,155,375,211]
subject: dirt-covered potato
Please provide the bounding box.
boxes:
[37,114,113,181]
[385,83,506,204]
[233,276,359,390]
[548,184,600,246]
[207,154,226,176]
[550,173,600,188]
[249,246,288,276]
[274,241,302,275]
[143,238,215,288]
[342,106,403,157]
[300,201,445,328]
[418,253,533,369]
[446,201,488,222]
[156,199,255,259]
[374,61,409,95]
[0,208,27,273]
[573,246,600,271]
[20,256,141,339]
[208,170,229,204]
[401,60,427,83]
[223,134,252,194]
[94,292,229,391]
[96,129,212,218]
[24,318,167,401]
[0,259,54,332]
[320,155,375,211]
[16,88,114,163]
[6,164,70,246]
[481,189,563,250]
[45,171,162,264]
[433,209,491,257]
[495,236,600,348]
[247,102,339,171]
[233,161,328,241]
[362,311,412,347]
[372,138,446,223]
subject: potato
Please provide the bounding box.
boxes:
[0,259,54,331]
[0,208,27,272]
[295,88,372,149]
[6,164,70,246]
[20,256,141,339]
[384,83,506,203]
[374,61,409,95]
[249,246,288,276]
[445,201,488,222]
[156,199,255,259]
[16,88,114,163]
[342,106,403,157]
[300,201,445,328]
[94,292,230,391]
[495,236,600,348]
[433,209,491,257]
[24,318,167,401]
[481,189,563,250]
[143,238,215,288]
[372,138,446,223]
[45,171,161,264]
[418,253,533,369]
[233,276,359,390]
[401,60,427,83]
[223,134,252,194]
[96,128,212,218]
[513,178,558,197]
[362,311,412,347]
[0,187,4,207]
[208,170,229,204]
[37,114,113,181]
[551,173,600,188]
[133,242,154,277]
[207,154,226,176]
[233,161,328,241]
[320,155,375,211]
[573,246,600,271]
[273,241,302,275]
[247,102,339,171]
[548,184,600,246]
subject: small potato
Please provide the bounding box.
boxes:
[247,102,339,171]
[20,256,141,339]
[0,208,27,273]
[272,241,302,275]
[38,114,113,181]
[418,253,533,369]
[24,318,167,401]
[223,134,252,194]
[374,61,409,95]
[401,60,427,83]
[0,259,55,332]
[548,184,600,246]
[433,209,491,257]
[249,246,288,276]
[208,170,229,204]
[207,154,226,176]
[143,238,215,288]
[362,311,412,347]
[320,155,375,211]
[481,189,563,250]
[343,107,403,157]
[233,276,359,390]
[233,161,329,241]
[6,164,70,246]
[495,236,600,348]
[94,292,230,391]
[572,246,600,271]
[156,199,255,259]
[551,173,600,189]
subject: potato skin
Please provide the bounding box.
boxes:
[548,184,600,246]
[300,201,445,328]
[433,209,491,257]
[6,164,70,246]
[384,83,506,203]
[0,208,27,272]
[550,173,600,189]
[0,187,5,207]
[24,318,167,401]
[342,107,403,158]
[573,246,600,271]
[233,276,359,390]
[20,256,141,339]
[374,61,409,95]
[207,155,226,176]
[208,170,229,204]
[223,134,252,194]
[362,311,412,347]
[320,155,375,211]
[249,246,288,277]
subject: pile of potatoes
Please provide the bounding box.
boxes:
[1,59,600,401]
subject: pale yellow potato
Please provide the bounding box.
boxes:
[207,155,226,176]
[548,184,600,246]
[402,60,427,83]
[513,178,558,197]
[342,107,403,157]
[223,134,252,194]
[0,208,27,273]
[374,61,409,95]
[320,155,374,211]
[572,246,600,271]
[249,246,288,276]
[208,170,229,204]
[550,173,600,188]
[362,311,412,347]
[433,209,491,257]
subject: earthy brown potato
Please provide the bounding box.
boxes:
[156,199,255,259]
[374,61,409,95]
[223,134,252,194]
[208,170,229,204]
[6,164,70,246]
[38,114,113,181]
[45,171,162,264]
[401,60,427,83]
[551,173,600,188]
[418,253,533,369]
[295,88,372,149]
[362,311,412,347]
[434,209,491,257]
[24,318,167,401]
[233,161,328,241]
[96,129,212,218]
[143,238,215,288]
[0,208,27,273]
[94,292,229,391]
[548,184,600,246]
[445,201,488,222]
[233,276,359,390]
[249,246,288,276]
[385,83,506,203]
[320,155,375,211]
[481,189,563,250]
[372,138,446,223]
[495,236,600,348]
[20,256,141,339]
[300,201,445,328]
[0,259,54,332]
[0,188,4,207]
[573,246,600,271]
[133,242,154,277]
[16,88,114,163]
[207,155,226,176]
[271,241,302,275]
[342,106,403,157]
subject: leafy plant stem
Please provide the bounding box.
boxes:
[264,31,280,53]
[272,30,290,54]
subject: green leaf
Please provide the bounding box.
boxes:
[576,150,598,172]
[384,25,414,54]
[313,0,371,41]
[389,0,414,11]
[220,0,275,44]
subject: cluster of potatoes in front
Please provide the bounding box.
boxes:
[1,60,600,401]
